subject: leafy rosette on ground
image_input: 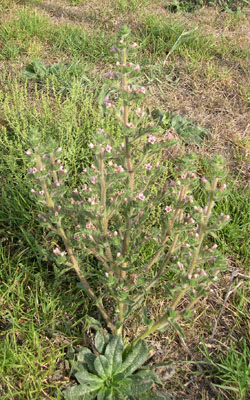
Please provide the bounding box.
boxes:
[63,334,164,400]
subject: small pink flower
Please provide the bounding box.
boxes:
[89,143,95,149]
[131,42,137,48]
[165,206,172,213]
[117,165,124,173]
[138,193,145,201]
[57,205,61,211]
[25,149,32,156]
[116,252,121,258]
[30,189,36,193]
[113,231,118,237]
[82,184,87,191]
[91,164,97,171]
[90,176,96,184]
[106,144,112,153]
[148,136,156,144]
[70,198,75,204]
[55,159,61,164]
[116,61,121,67]
[83,168,87,173]
[108,160,114,167]
[177,262,184,271]
[134,64,140,71]
[56,147,62,153]
[121,143,125,148]
[128,62,133,67]
[201,176,208,183]
[211,244,218,250]
[54,211,59,217]
[139,86,146,94]
[148,121,155,127]
[97,128,105,134]
[219,184,227,191]
[126,122,134,129]
[53,247,65,256]
[39,190,44,196]
[55,181,60,187]
[224,215,230,220]
[110,46,118,52]
[73,188,78,194]
[145,163,152,170]
[131,274,138,283]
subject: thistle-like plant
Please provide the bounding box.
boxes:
[26,26,230,348]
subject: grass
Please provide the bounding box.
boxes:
[0,0,249,399]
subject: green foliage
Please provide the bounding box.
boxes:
[200,339,250,399]
[151,109,209,144]
[63,334,163,400]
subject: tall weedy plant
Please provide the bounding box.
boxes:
[26,26,230,399]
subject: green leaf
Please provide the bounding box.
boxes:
[85,316,102,330]
[120,341,149,377]
[77,347,92,363]
[75,369,103,388]
[104,336,124,375]
[94,355,110,379]
[63,384,97,400]
[95,330,106,353]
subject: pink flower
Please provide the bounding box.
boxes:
[116,61,121,67]
[131,274,138,283]
[55,181,60,187]
[73,188,78,194]
[57,205,61,211]
[30,189,36,193]
[116,252,121,258]
[139,86,146,94]
[201,176,208,183]
[39,190,44,196]
[89,143,95,149]
[97,128,105,134]
[58,165,67,174]
[148,121,155,127]
[165,206,172,213]
[106,144,112,153]
[134,64,140,71]
[25,149,32,156]
[116,165,124,173]
[148,136,156,144]
[82,184,87,191]
[131,42,137,48]
[53,247,66,257]
[53,247,61,256]
[55,159,61,164]
[126,123,134,129]
[145,163,152,170]
[108,161,114,167]
[57,147,62,153]
[70,197,75,204]
[219,184,227,191]
[110,46,118,52]
[177,262,184,271]
[90,176,96,184]
[138,193,145,201]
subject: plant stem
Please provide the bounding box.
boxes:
[35,151,115,333]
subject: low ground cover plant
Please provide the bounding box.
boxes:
[25,26,231,398]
